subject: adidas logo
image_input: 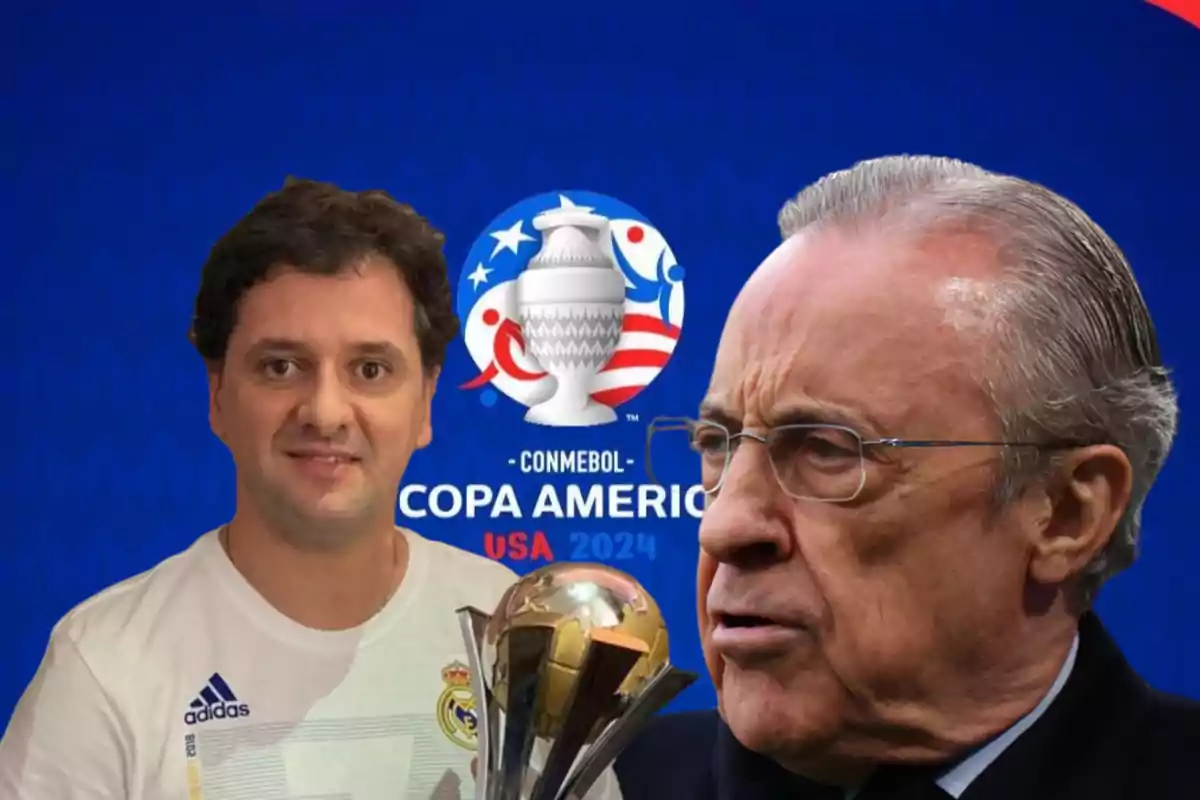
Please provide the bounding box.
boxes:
[184,672,250,726]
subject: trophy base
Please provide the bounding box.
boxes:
[524,398,617,427]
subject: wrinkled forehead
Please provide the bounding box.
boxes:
[705,228,999,432]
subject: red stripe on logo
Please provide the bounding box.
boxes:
[622,313,681,339]
[600,349,672,371]
[592,385,645,407]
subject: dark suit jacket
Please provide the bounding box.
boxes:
[614,613,1200,798]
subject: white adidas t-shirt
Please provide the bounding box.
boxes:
[0,528,625,800]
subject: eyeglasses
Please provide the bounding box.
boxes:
[645,416,1088,503]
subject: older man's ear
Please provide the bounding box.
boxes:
[1027,444,1134,587]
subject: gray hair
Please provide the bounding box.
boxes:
[778,155,1178,602]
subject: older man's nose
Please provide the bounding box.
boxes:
[698,445,793,567]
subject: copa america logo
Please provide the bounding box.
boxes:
[457,191,685,427]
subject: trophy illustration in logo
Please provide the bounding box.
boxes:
[457,563,698,800]
[515,207,627,427]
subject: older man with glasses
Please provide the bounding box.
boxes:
[617,155,1200,799]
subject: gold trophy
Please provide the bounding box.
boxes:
[456,563,698,800]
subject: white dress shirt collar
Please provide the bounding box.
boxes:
[935,633,1080,797]
[843,633,1081,799]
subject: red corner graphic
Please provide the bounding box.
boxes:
[1148,0,1200,29]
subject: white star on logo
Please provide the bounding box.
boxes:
[467,262,491,290]
[489,220,535,258]
[556,194,595,213]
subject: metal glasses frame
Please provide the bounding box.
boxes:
[645,415,1090,503]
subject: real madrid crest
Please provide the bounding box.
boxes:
[436,660,478,750]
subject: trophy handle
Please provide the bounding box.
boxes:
[497,624,557,800]
[528,630,648,800]
[554,665,699,800]
[455,607,495,800]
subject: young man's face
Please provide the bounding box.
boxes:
[208,257,437,547]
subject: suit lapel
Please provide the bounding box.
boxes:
[959,613,1147,800]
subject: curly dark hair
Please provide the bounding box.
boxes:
[189,177,459,374]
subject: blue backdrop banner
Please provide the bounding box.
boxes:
[3,0,1199,724]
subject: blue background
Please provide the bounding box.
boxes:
[4,0,1199,725]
